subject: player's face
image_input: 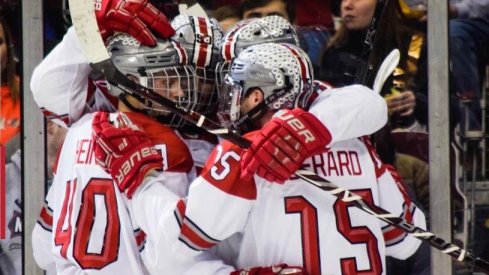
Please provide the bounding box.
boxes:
[150,67,193,102]
[243,0,290,22]
[153,75,185,101]
[341,0,377,30]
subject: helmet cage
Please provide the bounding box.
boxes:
[139,65,197,127]
[216,75,243,127]
[107,34,199,128]
[171,15,224,115]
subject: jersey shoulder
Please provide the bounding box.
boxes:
[199,131,258,200]
[125,112,194,173]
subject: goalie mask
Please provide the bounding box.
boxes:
[216,15,300,91]
[107,34,197,128]
[171,15,223,115]
[217,43,313,131]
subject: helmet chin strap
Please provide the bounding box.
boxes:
[118,93,146,113]
[231,85,292,134]
[235,104,269,134]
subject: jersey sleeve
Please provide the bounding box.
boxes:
[307,83,388,144]
[132,171,237,275]
[131,172,190,274]
[379,165,426,260]
[177,138,256,257]
[182,249,236,275]
[30,26,93,127]
[32,188,56,271]
[363,137,426,260]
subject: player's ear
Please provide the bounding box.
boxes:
[247,88,264,106]
[118,74,144,111]
[127,74,138,82]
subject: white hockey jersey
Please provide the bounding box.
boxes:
[30,27,220,174]
[32,112,194,274]
[30,27,389,175]
[176,133,425,275]
[30,27,117,128]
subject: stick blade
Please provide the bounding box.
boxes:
[68,0,110,63]
[373,49,400,93]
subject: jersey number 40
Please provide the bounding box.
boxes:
[54,178,120,269]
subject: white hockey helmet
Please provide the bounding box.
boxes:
[217,43,313,129]
[107,34,197,128]
[216,15,300,90]
[221,15,299,61]
[171,14,224,115]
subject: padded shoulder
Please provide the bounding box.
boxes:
[126,112,194,173]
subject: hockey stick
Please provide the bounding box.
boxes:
[68,0,489,271]
[373,49,400,94]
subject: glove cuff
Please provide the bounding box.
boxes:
[110,142,163,198]
[293,109,332,147]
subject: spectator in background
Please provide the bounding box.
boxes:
[318,3,433,273]
[0,15,22,275]
[44,0,68,53]
[293,0,335,66]
[239,0,333,67]
[241,0,294,22]
[0,16,20,158]
[448,0,489,132]
[319,0,427,143]
[210,5,241,33]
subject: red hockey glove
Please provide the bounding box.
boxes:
[230,264,307,275]
[92,112,163,198]
[94,0,175,45]
[241,108,332,183]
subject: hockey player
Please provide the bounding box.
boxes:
[30,13,224,176]
[215,15,299,88]
[30,0,175,128]
[169,14,224,175]
[91,43,425,274]
[178,43,426,274]
[31,35,197,274]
